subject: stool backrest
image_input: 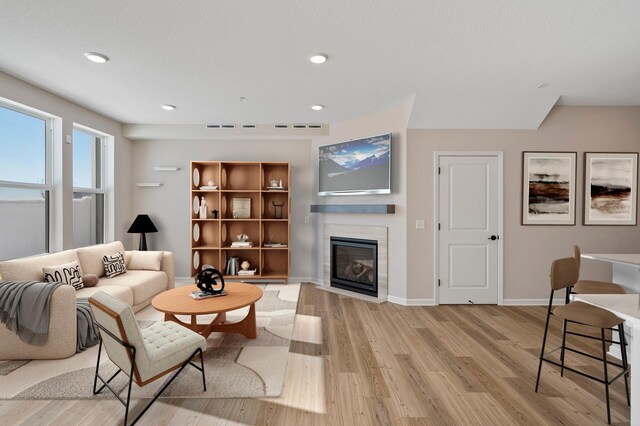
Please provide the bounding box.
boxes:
[573,245,582,268]
[89,291,147,384]
[550,256,579,290]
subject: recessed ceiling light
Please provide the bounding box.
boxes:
[536,83,550,89]
[161,104,176,111]
[311,104,324,111]
[309,53,328,64]
[84,52,109,63]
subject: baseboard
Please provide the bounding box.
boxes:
[387,296,437,306]
[288,276,311,283]
[502,298,565,306]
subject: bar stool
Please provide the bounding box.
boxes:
[535,256,630,424]
[572,246,625,295]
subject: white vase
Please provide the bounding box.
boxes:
[241,261,251,271]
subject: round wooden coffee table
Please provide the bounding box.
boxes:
[151,282,263,339]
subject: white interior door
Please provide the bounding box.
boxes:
[438,155,500,304]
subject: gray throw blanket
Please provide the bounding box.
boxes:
[0,280,62,346]
[0,281,100,352]
[76,297,100,352]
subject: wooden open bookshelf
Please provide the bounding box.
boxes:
[190,161,290,282]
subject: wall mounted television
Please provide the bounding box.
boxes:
[319,133,391,196]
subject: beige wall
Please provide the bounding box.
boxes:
[130,139,313,279]
[311,98,412,300]
[0,71,133,250]
[407,106,640,302]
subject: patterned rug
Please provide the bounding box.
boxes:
[0,283,299,399]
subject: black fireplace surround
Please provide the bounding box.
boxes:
[330,236,378,297]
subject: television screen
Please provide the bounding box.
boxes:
[319,133,391,195]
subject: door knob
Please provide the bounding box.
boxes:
[488,235,499,241]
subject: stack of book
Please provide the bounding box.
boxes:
[266,186,286,191]
[225,256,240,275]
[238,269,257,276]
[231,241,254,248]
[264,242,287,248]
[190,290,227,300]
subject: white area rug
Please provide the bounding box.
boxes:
[0,283,300,400]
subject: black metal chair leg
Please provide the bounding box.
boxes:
[600,328,611,424]
[93,340,103,394]
[560,319,568,377]
[535,290,554,392]
[127,348,204,426]
[200,349,207,391]
[618,323,631,406]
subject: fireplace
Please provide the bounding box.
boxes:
[330,236,378,297]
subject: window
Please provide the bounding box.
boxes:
[0,104,51,260]
[73,127,105,248]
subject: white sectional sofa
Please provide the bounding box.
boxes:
[0,241,174,360]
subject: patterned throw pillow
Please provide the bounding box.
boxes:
[103,252,126,278]
[43,260,84,290]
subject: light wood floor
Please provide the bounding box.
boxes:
[0,283,631,425]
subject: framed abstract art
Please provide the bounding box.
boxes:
[583,152,638,225]
[522,152,577,225]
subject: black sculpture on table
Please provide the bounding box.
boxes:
[196,267,225,295]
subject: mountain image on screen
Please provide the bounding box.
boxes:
[319,134,391,194]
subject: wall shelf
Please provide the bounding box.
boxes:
[310,204,395,214]
[136,182,162,187]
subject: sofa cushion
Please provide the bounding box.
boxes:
[76,285,134,307]
[0,249,81,282]
[43,260,84,290]
[76,242,125,277]
[96,270,167,305]
[128,251,163,271]
[82,274,99,287]
[103,252,127,278]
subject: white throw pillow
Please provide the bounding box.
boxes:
[43,260,84,290]
[128,251,163,271]
[103,252,127,278]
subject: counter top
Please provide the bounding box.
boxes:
[581,253,640,268]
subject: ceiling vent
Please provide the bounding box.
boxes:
[308,124,322,129]
[293,124,307,129]
[221,124,235,129]
[274,124,289,129]
[206,124,221,128]
[242,124,256,129]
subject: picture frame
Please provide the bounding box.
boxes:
[232,197,251,219]
[522,152,577,225]
[583,152,638,225]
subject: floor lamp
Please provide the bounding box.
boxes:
[127,214,158,251]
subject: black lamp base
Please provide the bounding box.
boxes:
[138,233,148,251]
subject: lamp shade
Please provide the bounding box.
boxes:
[127,214,158,234]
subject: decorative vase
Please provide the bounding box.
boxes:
[241,260,250,271]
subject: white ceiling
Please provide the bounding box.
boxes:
[0,1,638,129]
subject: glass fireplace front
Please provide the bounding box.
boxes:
[330,236,378,297]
